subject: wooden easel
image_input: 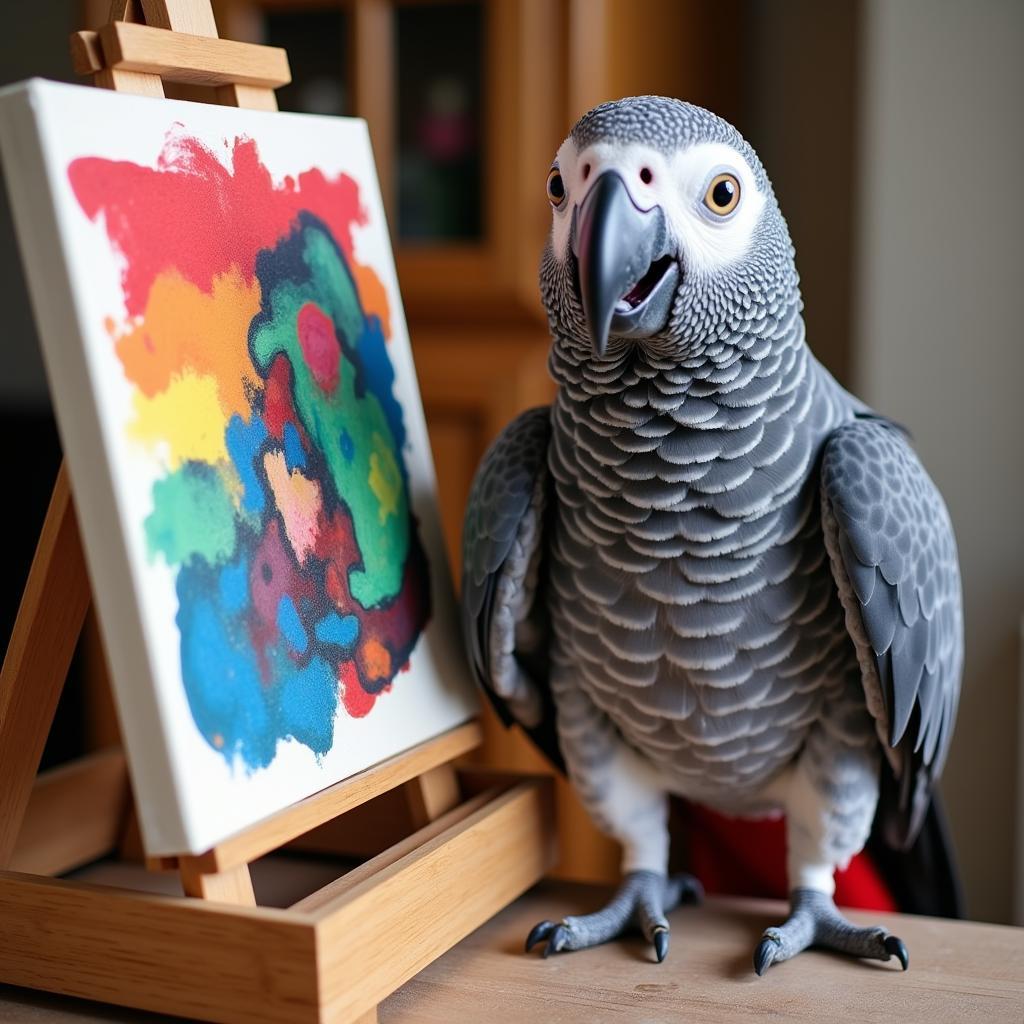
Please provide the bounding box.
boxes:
[0,3,553,1021]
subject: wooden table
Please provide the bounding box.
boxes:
[2,881,1022,1022]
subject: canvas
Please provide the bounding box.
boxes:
[0,79,478,855]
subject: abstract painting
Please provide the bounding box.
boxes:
[0,79,477,855]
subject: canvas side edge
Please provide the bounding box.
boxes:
[0,82,194,855]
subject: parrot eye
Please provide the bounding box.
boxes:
[546,168,566,208]
[703,172,741,216]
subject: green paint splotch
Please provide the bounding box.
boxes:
[145,463,237,566]
[250,220,408,608]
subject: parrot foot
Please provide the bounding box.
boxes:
[753,888,909,976]
[525,870,702,963]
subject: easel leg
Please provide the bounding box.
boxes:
[0,464,91,868]
[180,861,256,905]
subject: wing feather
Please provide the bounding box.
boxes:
[461,406,563,769]
[821,417,963,848]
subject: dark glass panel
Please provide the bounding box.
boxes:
[264,7,350,117]
[396,2,484,241]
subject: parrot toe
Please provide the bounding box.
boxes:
[524,870,701,962]
[753,888,911,976]
[540,923,573,957]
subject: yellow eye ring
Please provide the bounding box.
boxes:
[546,168,566,207]
[703,172,741,216]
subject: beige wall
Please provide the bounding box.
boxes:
[854,0,1024,922]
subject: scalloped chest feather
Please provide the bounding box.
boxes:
[545,342,865,804]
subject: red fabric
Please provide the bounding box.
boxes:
[681,802,897,912]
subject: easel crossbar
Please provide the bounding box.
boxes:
[96,22,291,89]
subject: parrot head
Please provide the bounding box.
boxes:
[541,96,798,362]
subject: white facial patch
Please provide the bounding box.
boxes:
[549,138,766,276]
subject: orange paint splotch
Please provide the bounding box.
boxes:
[116,266,261,418]
[351,263,392,340]
[359,635,392,684]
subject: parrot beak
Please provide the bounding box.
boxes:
[572,171,680,358]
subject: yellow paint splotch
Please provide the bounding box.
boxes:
[368,431,401,525]
[115,266,262,419]
[129,371,228,468]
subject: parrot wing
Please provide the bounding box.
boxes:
[460,405,564,771]
[820,415,963,849]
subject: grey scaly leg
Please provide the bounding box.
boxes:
[755,694,907,975]
[526,870,703,961]
[754,888,908,975]
[525,678,699,961]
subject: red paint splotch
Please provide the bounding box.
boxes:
[339,660,376,718]
[263,354,303,440]
[69,134,365,317]
[297,302,340,394]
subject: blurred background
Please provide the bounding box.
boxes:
[1,0,1021,925]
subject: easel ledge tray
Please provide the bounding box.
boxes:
[0,767,554,1024]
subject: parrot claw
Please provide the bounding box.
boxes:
[753,934,780,976]
[884,935,909,970]
[525,920,556,953]
[652,926,670,963]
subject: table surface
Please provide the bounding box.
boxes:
[2,881,1022,1023]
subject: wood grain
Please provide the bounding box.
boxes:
[383,882,1024,1024]
[290,788,500,915]
[0,466,91,868]
[98,20,290,88]
[141,0,219,35]
[216,82,277,109]
[179,861,256,905]
[70,30,104,73]
[0,871,319,1024]
[313,779,556,1024]
[178,721,482,873]
[403,763,461,829]
[93,66,164,95]
[352,0,394,224]
[9,748,129,876]
[0,778,554,1024]
[1,879,1021,1022]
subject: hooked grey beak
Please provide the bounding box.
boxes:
[572,172,679,357]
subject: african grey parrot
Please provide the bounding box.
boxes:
[461,96,963,974]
